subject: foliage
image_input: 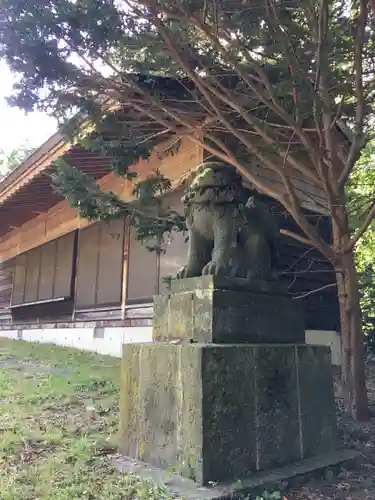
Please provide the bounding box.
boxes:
[347,141,375,350]
[0,141,34,177]
[360,264,375,352]
[0,338,172,499]
[51,157,186,249]
[347,141,375,240]
[0,0,373,215]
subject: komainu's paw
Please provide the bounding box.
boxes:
[176,265,198,279]
[176,266,188,279]
[202,260,227,276]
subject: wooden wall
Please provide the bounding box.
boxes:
[126,188,187,304]
[249,157,328,212]
[75,218,126,309]
[0,137,202,262]
[203,150,328,213]
[264,195,340,331]
[0,135,330,264]
[0,189,339,332]
[11,232,76,306]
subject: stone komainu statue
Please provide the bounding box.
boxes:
[177,162,279,281]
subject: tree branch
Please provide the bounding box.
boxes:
[292,282,337,299]
[129,98,289,205]
[338,0,368,188]
[183,10,320,161]
[152,14,322,187]
[280,229,314,247]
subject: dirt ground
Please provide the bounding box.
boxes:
[288,363,375,499]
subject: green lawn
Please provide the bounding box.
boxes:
[0,338,171,500]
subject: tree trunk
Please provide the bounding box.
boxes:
[332,209,369,421]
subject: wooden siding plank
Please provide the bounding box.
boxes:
[0,259,14,312]
[12,255,27,305]
[53,232,75,298]
[159,189,187,293]
[96,218,125,306]
[10,232,75,307]
[38,240,57,301]
[23,248,41,303]
[126,227,158,303]
[159,231,188,293]
[75,224,100,308]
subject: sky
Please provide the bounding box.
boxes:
[0,61,57,154]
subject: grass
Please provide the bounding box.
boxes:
[0,338,172,500]
[2,337,375,500]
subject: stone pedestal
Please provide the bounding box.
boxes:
[120,342,337,485]
[119,276,339,489]
[154,276,305,343]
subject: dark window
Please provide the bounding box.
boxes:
[75,218,125,309]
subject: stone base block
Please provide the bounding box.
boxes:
[119,342,338,486]
[153,276,305,343]
[113,449,360,500]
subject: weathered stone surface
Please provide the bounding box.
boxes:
[120,343,257,484]
[120,343,202,478]
[255,346,301,469]
[201,346,257,482]
[192,288,214,342]
[298,345,339,457]
[119,343,338,486]
[152,294,169,341]
[113,449,360,500]
[170,275,287,295]
[119,343,140,457]
[178,345,204,479]
[170,292,194,340]
[153,277,304,343]
[211,291,304,343]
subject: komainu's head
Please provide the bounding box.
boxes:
[182,162,244,206]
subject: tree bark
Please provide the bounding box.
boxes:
[333,207,369,421]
